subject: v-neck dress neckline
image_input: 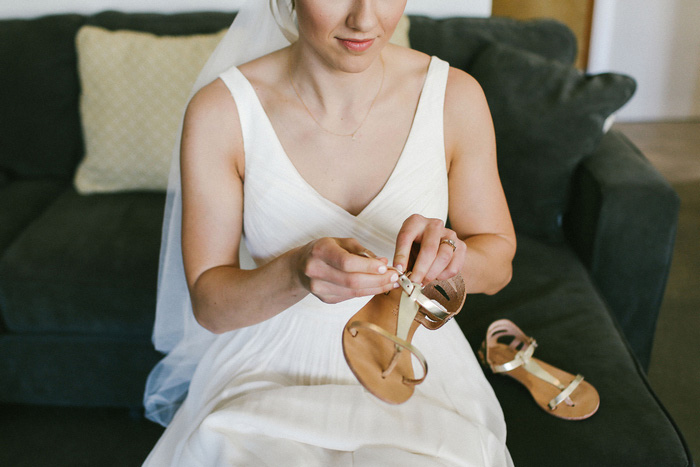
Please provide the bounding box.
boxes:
[220,55,450,267]
[231,56,440,220]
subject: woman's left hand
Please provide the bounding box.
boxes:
[392,214,467,285]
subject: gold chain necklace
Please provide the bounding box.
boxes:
[288,57,385,140]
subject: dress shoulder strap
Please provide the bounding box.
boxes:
[410,57,450,149]
[423,56,450,104]
[217,66,265,156]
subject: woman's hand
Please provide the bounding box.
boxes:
[296,238,398,304]
[392,214,467,285]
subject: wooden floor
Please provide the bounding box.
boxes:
[615,120,700,461]
[615,121,700,183]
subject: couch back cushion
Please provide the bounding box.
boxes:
[469,43,636,241]
[84,10,235,35]
[409,16,578,71]
[0,15,85,179]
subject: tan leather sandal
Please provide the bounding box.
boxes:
[479,319,600,420]
[342,269,466,404]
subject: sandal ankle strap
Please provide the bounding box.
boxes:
[392,269,466,332]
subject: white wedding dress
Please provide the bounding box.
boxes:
[144,56,513,466]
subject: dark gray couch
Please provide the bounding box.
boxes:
[0,11,692,466]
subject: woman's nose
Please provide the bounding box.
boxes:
[346,0,379,32]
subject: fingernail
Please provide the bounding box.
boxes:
[391,273,399,282]
[378,265,387,274]
[395,264,404,273]
[393,283,399,289]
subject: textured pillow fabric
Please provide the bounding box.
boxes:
[73,26,226,194]
[469,43,636,242]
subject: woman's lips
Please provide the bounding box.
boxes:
[338,38,375,52]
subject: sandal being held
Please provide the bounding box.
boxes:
[342,266,466,404]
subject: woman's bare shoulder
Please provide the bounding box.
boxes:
[444,66,492,132]
[445,66,487,110]
[443,67,495,166]
[183,78,244,174]
[187,78,238,124]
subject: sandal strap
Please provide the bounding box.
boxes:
[396,282,421,342]
[491,340,537,373]
[347,320,428,385]
[549,374,584,409]
[394,273,454,338]
[521,356,565,390]
[395,275,448,317]
[492,342,568,393]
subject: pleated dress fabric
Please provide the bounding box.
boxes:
[144,56,513,466]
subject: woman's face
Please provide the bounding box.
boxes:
[294,0,407,71]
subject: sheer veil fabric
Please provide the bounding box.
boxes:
[144,0,298,426]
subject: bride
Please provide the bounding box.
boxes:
[144,0,516,465]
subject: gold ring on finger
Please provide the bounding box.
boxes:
[440,238,457,253]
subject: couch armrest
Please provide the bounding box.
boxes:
[563,129,679,370]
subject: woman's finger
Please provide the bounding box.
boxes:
[392,214,430,273]
[311,238,388,274]
[409,219,447,283]
[435,238,467,281]
[306,268,398,303]
[306,257,398,291]
[423,239,457,283]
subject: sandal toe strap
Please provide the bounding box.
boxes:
[548,374,584,410]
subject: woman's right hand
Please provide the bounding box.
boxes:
[295,238,399,304]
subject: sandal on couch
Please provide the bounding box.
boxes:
[342,269,466,404]
[479,319,600,420]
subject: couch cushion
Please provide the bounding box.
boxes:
[457,236,689,465]
[73,26,226,194]
[0,189,164,336]
[0,334,162,407]
[85,11,235,35]
[0,180,68,257]
[0,15,85,179]
[469,43,636,242]
[409,16,578,73]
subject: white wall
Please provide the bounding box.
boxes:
[589,0,700,121]
[0,0,491,19]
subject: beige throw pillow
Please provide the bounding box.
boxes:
[74,26,226,194]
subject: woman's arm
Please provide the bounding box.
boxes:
[180,80,396,334]
[393,67,516,294]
